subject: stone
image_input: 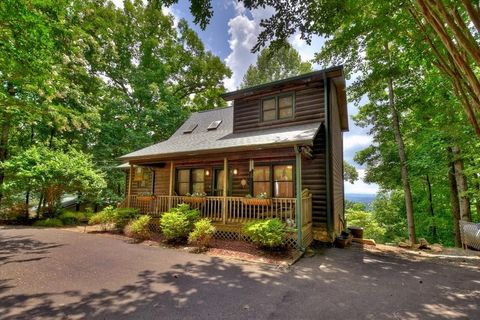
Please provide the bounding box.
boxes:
[418,238,430,250]
[431,243,443,253]
[398,241,412,248]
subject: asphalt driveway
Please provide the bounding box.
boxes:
[0,227,478,320]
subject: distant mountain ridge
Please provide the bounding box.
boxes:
[345,193,376,206]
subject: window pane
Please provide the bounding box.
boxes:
[178,169,189,183]
[192,169,204,183]
[274,165,293,181]
[263,109,276,121]
[192,182,204,193]
[262,98,276,110]
[253,166,270,181]
[279,96,293,119]
[275,182,294,197]
[254,182,271,197]
[178,182,189,195]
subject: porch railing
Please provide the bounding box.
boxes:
[122,195,303,224]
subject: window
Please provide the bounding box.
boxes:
[252,164,294,198]
[261,94,294,122]
[207,120,222,130]
[274,165,294,197]
[176,168,205,195]
[183,124,197,134]
[253,166,271,197]
[177,169,190,195]
[192,169,205,193]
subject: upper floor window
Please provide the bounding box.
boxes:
[261,94,294,122]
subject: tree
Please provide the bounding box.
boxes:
[343,161,358,184]
[3,146,106,215]
[240,42,312,88]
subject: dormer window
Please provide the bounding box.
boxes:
[183,124,197,134]
[262,93,294,122]
[207,120,222,130]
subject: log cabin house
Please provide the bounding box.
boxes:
[118,66,348,247]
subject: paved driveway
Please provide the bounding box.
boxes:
[0,227,478,319]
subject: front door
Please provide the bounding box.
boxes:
[213,168,232,196]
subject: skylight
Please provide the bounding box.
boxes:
[207,120,222,130]
[183,124,197,134]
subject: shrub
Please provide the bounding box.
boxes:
[160,204,200,241]
[189,219,216,248]
[88,206,116,230]
[34,218,64,228]
[124,215,151,241]
[244,219,286,248]
[114,207,139,229]
[346,208,386,242]
[58,211,91,225]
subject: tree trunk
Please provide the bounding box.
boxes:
[475,180,480,217]
[451,145,472,221]
[0,110,12,209]
[425,174,437,241]
[386,75,416,244]
[448,159,462,247]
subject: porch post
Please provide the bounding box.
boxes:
[295,146,304,249]
[168,161,174,210]
[127,164,133,207]
[222,157,228,224]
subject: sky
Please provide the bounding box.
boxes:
[112,0,379,194]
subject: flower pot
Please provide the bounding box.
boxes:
[183,197,206,204]
[241,198,272,206]
[348,226,364,239]
[137,196,155,201]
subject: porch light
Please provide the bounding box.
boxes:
[233,168,238,175]
[205,170,210,176]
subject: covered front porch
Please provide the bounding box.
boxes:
[120,148,314,247]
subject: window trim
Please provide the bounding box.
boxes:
[260,92,295,122]
[251,161,295,198]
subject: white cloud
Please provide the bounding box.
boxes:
[343,134,372,151]
[344,169,379,194]
[289,33,325,68]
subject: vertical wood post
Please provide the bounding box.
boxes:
[168,161,174,210]
[295,146,304,249]
[127,164,133,207]
[222,157,228,224]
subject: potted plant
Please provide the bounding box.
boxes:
[241,192,271,206]
[335,230,353,248]
[137,193,155,201]
[183,192,207,204]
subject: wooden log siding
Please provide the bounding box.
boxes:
[302,124,328,227]
[233,84,325,133]
[330,82,345,233]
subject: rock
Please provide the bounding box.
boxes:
[418,238,430,250]
[431,243,443,253]
[398,241,412,248]
[352,238,376,246]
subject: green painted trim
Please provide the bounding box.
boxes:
[324,75,333,235]
[294,146,304,250]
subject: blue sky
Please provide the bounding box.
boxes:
[113,0,379,194]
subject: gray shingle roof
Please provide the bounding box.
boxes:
[119,106,322,161]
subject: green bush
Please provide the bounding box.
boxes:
[114,207,139,229]
[160,204,200,241]
[244,219,286,248]
[58,211,91,225]
[346,208,386,242]
[34,218,64,228]
[189,219,216,248]
[124,215,151,241]
[88,206,139,230]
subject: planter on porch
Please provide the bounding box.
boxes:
[182,197,206,204]
[137,196,155,201]
[241,198,272,206]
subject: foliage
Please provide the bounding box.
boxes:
[34,218,63,228]
[2,146,106,215]
[160,204,200,241]
[58,211,91,226]
[114,208,140,230]
[124,215,151,241]
[88,206,138,230]
[244,219,286,248]
[88,206,117,230]
[343,161,359,184]
[188,218,216,248]
[346,208,386,242]
[240,42,312,88]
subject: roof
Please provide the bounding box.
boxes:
[119,107,322,161]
